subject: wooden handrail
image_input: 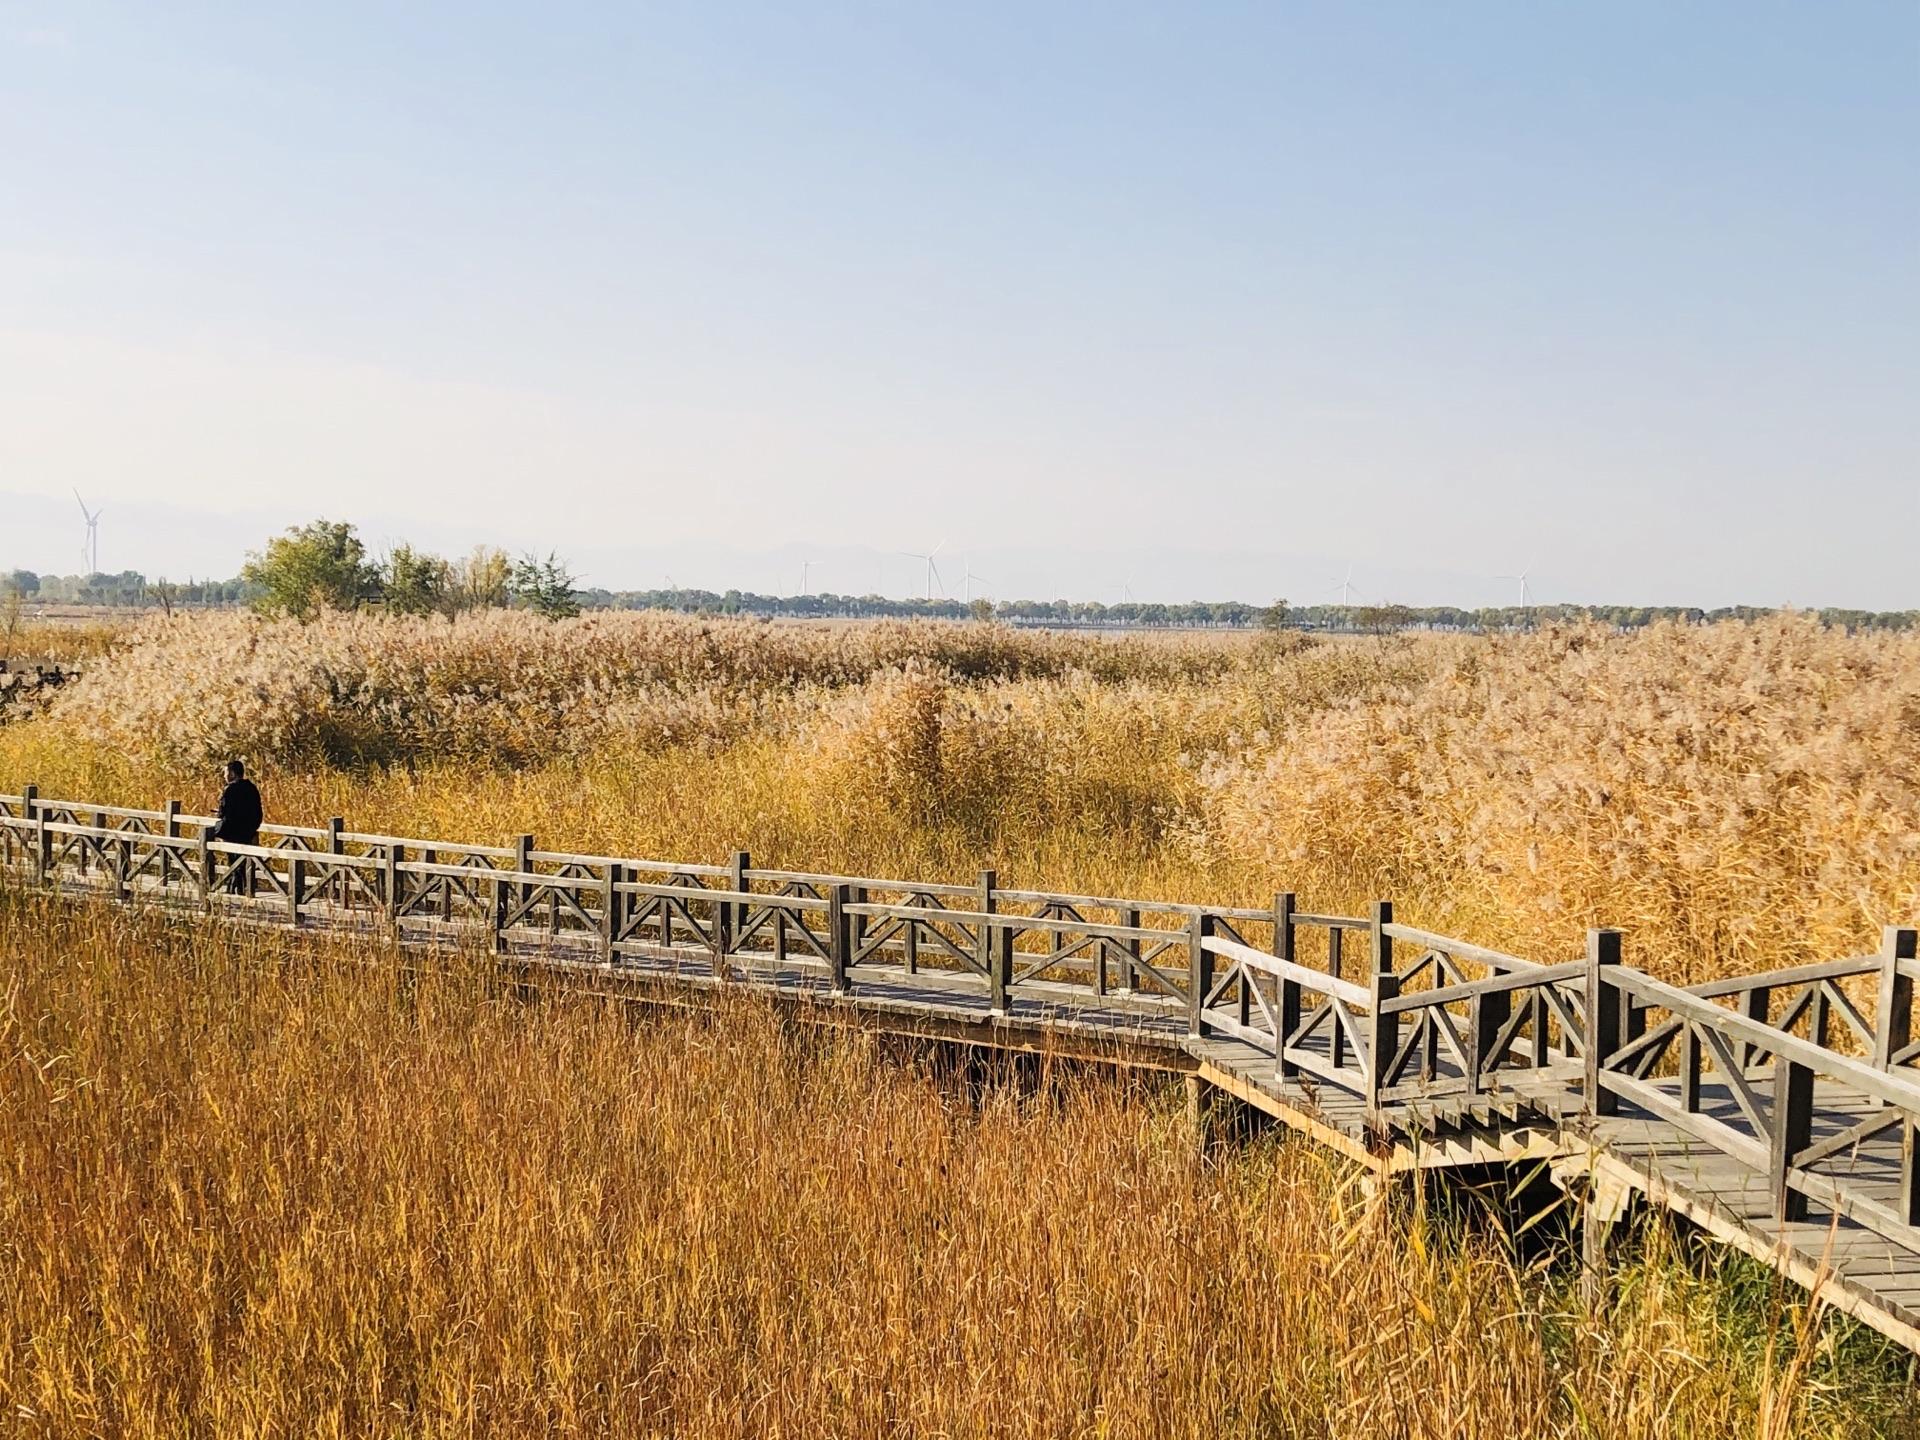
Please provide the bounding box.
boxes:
[1606,966,1920,1113]
[1201,934,1372,1009]
[1684,954,1881,998]
[1379,923,1550,973]
[1377,958,1586,1015]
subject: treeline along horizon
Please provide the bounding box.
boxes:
[11,569,1918,634]
[6,513,1917,638]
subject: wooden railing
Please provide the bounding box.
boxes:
[6,782,1920,1242]
[2,786,1261,1023]
[1589,924,1920,1236]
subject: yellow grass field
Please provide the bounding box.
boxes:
[3,895,1914,1437]
[7,610,1919,986]
[5,610,1920,1434]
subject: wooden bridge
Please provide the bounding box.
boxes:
[5,785,1920,1352]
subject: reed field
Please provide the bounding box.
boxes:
[2,893,1914,1437]
[6,610,1920,1434]
[5,609,1919,985]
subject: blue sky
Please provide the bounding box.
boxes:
[2,2,1915,606]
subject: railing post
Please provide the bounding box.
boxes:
[287,854,305,927]
[1585,928,1623,1118]
[1366,901,1398,1113]
[1902,1116,1920,1229]
[385,844,402,933]
[1739,986,1772,1072]
[851,883,869,960]
[113,834,130,902]
[712,874,733,978]
[731,850,750,961]
[21,783,39,882]
[1188,910,1216,1038]
[1771,1057,1815,1223]
[1121,905,1140,995]
[1275,892,1299,1078]
[328,816,346,909]
[491,873,508,954]
[1873,925,1917,1072]
[1469,979,1511,1096]
[980,869,1004,1014]
[515,833,533,930]
[827,882,851,994]
[601,864,618,966]
[163,798,180,887]
[35,802,49,885]
[1328,927,1348,1069]
[198,829,213,910]
[599,867,622,971]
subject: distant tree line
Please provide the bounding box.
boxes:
[7,533,1918,633]
[576,590,1920,634]
[5,520,585,622]
[4,569,251,608]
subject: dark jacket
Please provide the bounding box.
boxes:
[213,779,263,845]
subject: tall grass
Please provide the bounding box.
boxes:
[3,894,1910,1436]
[9,610,1920,985]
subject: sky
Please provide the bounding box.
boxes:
[1,2,1915,608]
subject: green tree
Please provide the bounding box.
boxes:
[1259,597,1289,630]
[449,546,512,613]
[384,544,451,616]
[510,552,581,620]
[242,520,379,619]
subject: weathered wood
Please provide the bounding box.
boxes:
[1772,1058,1814,1222]
[1275,893,1301,1079]
[1587,929,1623,1118]
[980,870,1004,1014]
[1378,958,1587,1013]
[1204,934,1372,1008]
[1366,901,1397,1114]
[1876,927,1918,1071]
[1469,981,1511,1094]
[1188,910,1215,1038]
[827,883,852,994]
[287,854,305,926]
[1381,925,1545,974]
[601,865,618,965]
[1689,955,1880,1000]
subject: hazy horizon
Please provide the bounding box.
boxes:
[4,4,1915,608]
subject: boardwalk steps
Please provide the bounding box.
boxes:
[5,786,1920,1352]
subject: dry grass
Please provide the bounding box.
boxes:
[8,611,1920,988]
[3,894,1912,1437]
[0,618,124,667]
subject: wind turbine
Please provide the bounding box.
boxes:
[1328,563,1365,606]
[962,555,992,605]
[1495,558,1536,613]
[900,539,947,600]
[73,489,102,575]
[799,559,813,597]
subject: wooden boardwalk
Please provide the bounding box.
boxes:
[5,787,1920,1351]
